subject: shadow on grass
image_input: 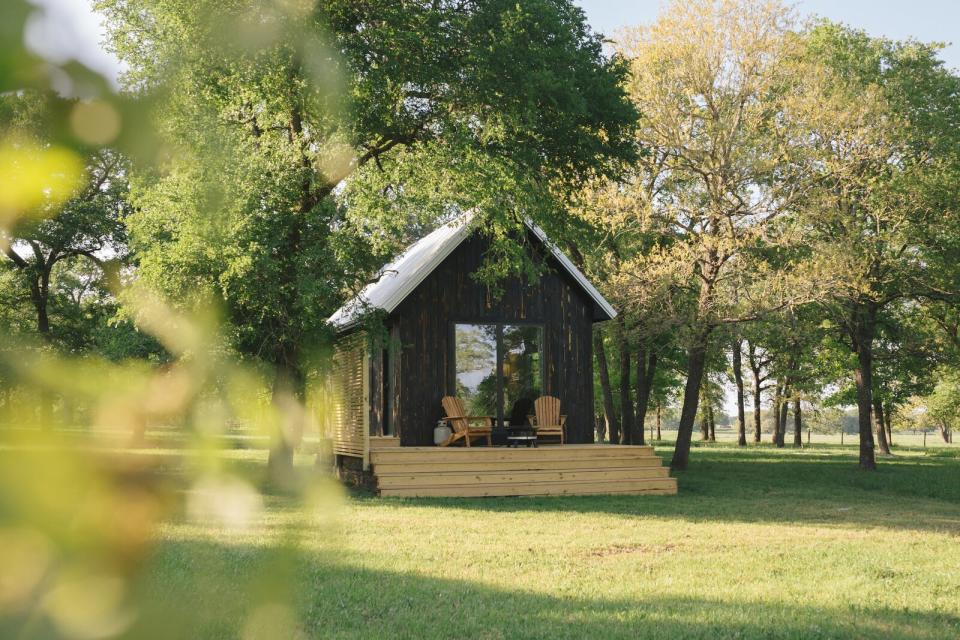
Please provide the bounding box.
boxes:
[98,539,960,640]
[363,446,960,535]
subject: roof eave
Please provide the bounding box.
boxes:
[328,215,619,332]
[524,220,618,321]
[328,216,476,333]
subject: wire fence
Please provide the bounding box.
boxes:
[629,426,956,449]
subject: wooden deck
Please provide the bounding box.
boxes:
[369,440,677,497]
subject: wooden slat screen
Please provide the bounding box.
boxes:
[331,332,369,468]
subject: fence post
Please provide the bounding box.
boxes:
[923,431,926,448]
[841,431,843,446]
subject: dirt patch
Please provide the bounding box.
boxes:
[587,543,678,558]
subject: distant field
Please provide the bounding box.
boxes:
[88,440,960,640]
[21,421,954,452]
[645,427,954,449]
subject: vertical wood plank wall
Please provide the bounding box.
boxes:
[371,233,598,446]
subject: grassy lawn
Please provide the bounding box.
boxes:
[126,443,960,639]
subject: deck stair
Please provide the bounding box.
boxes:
[368,442,677,497]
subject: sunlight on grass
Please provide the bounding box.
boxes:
[115,444,960,640]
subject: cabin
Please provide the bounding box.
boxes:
[326,215,676,497]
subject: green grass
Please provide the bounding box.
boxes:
[130,443,960,639]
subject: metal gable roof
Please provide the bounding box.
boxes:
[327,214,617,331]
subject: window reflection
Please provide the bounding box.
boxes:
[454,324,497,417]
[502,325,542,424]
[454,323,543,422]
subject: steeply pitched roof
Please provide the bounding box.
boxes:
[328,215,617,331]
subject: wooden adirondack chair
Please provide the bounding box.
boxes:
[530,395,566,444]
[440,396,493,447]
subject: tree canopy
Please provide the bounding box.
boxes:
[94,0,639,478]
[3,0,959,476]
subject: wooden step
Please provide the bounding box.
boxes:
[377,466,670,488]
[371,445,657,464]
[369,444,676,498]
[369,436,401,450]
[379,477,678,498]
[372,456,666,474]
[372,444,655,454]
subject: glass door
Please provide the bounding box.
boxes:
[501,325,542,425]
[454,324,498,418]
[454,323,543,425]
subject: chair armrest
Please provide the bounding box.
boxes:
[444,415,493,427]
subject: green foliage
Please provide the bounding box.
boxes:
[4,3,960,638]
[583,4,960,464]
[98,0,638,381]
[800,20,960,313]
[924,372,960,425]
[1,91,134,353]
[912,368,960,438]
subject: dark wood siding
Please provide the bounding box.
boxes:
[368,345,383,437]
[367,326,400,438]
[388,233,598,445]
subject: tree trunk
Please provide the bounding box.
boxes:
[594,331,618,444]
[770,382,782,444]
[793,398,802,447]
[656,402,662,441]
[618,330,633,445]
[268,355,303,488]
[130,399,147,446]
[671,338,708,471]
[633,346,647,446]
[752,374,762,443]
[884,402,893,447]
[852,314,877,470]
[699,385,710,441]
[776,389,788,448]
[939,423,952,443]
[6,248,53,339]
[707,403,716,442]
[27,273,51,337]
[747,341,765,443]
[634,349,657,446]
[873,398,891,456]
[36,294,50,335]
[732,340,747,446]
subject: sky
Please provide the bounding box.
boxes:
[575,0,960,71]
[24,0,127,84]
[24,0,960,85]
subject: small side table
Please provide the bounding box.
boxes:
[505,425,538,447]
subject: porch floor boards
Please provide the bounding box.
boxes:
[369,442,678,497]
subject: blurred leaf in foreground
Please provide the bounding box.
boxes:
[1,3,344,638]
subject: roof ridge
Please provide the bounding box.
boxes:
[328,215,615,331]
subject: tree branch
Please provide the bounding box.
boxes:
[2,244,28,269]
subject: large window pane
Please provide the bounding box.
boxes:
[502,325,542,424]
[454,324,497,417]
